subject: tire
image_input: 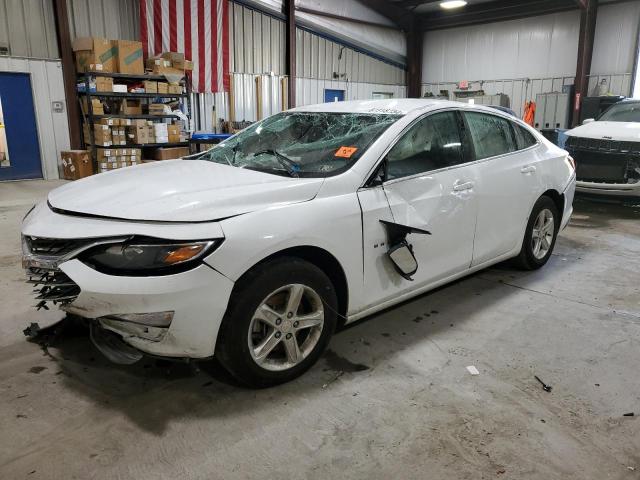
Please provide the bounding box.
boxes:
[215,257,338,388]
[514,195,561,270]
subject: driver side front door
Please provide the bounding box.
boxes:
[357,110,478,309]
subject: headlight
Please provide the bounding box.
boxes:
[80,237,221,275]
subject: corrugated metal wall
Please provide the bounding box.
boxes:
[202,2,407,130]
[0,58,70,179]
[230,2,405,84]
[591,1,640,75]
[0,0,59,58]
[422,10,582,83]
[67,0,140,41]
[0,0,140,59]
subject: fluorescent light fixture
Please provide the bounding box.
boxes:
[440,0,468,9]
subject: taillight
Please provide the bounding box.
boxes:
[566,155,576,171]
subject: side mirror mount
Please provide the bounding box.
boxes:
[366,160,387,187]
[582,118,595,125]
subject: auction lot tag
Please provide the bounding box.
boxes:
[335,146,358,158]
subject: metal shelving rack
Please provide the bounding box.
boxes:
[77,71,192,169]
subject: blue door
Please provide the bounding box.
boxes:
[324,89,345,103]
[0,73,42,180]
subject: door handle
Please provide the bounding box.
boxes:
[521,165,537,174]
[453,181,474,192]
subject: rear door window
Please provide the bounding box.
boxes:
[463,112,517,160]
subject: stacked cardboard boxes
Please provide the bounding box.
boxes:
[83,123,111,146]
[60,150,94,180]
[72,37,116,73]
[97,147,142,172]
[154,123,169,144]
[126,120,156,144]
[145,52,194,75]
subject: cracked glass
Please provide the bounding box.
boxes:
[190,112,402,178]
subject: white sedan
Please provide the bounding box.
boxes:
[22,99,576,387]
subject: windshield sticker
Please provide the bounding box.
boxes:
[335,146,358,158]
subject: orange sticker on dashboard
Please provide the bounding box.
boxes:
[335,146,358,158]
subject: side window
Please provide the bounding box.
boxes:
[464,112,517,160]
[512,123,537,150]
[387,111,464,180]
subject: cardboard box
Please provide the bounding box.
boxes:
[98,118,116,126]
[153,147,190,160]
[96,77,114,92]
[167,84,182,94]
[156,82,168,94]
[114,40,144,75]
[81,98,104,115]
[60,150,94,180]
[72,37,116,73]
[143,80,157,93]
[145,56,183,76]
[120,99,142,115]
[184,60,193,71]
[149,103,170,115]
[161,52,185,63]
[127,125,149,144]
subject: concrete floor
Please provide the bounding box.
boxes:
[0,180,639,479]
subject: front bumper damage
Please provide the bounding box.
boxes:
[566,136,640,198]
[57,259,234,360]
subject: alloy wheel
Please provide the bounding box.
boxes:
[248,284,325,371]
[531,208,555,260]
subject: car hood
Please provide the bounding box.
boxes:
[565,121,640,142]
[48,160,324,222]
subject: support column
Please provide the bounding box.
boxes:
[284,0,296,108]
[406,19,423,98]
[573,0,598,126]
[53,0,81,149]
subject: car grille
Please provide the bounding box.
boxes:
[565,136,640,184]
[26,266,81,310]
[22,236,91,310]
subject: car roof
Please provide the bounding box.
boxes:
[288,98,520,119]
[289,98,460,115]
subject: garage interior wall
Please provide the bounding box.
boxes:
[196,0,407,130]
[421,1,640,117]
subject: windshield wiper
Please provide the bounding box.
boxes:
[254,149,300,177]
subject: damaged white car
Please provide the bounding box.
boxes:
[22,99,576,387]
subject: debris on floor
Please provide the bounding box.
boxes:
[466,365,480,375]
[622,412,635,417]
[22,322,41,338]
[534,375,552,392]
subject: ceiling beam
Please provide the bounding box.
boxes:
[356,0,413,30]
[421,0,579,31]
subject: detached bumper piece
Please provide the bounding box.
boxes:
[25,266,80,311]
[566,136,640,185]
[90,322,143,365]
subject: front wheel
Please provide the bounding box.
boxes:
[215,257,338,388]
[514,196,560,270]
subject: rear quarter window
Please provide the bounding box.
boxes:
[512,123,538,150]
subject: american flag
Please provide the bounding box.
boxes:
[139,0,229,93]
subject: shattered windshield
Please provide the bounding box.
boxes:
[598,102,640,122]
[190,112,402,177]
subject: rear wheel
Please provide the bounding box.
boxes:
[216,257,338,388]
[514,196,560,270]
